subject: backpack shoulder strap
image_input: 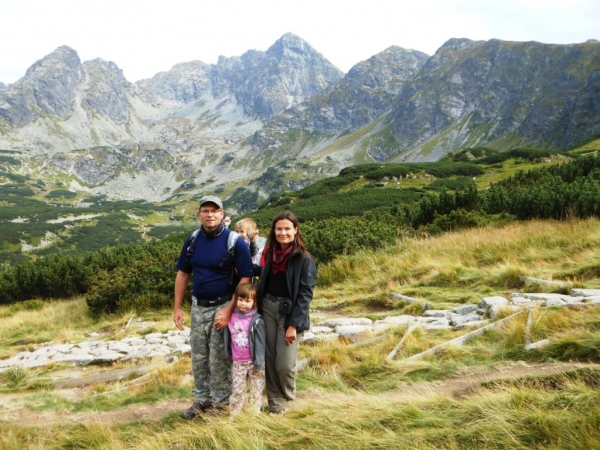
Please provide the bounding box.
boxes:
[219,231,240,268]
[185,229,201,262]
[222,231,242,285]
[227,231,240,252]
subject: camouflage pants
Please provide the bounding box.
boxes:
[229,361,265,417]
[190,302,232,407]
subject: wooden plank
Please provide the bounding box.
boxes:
[403,310,525,361]
[386,324,418,361]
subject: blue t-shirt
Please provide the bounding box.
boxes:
[176,229,254,298]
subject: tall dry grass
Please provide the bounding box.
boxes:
[3,375,598,449]
[0,298,93,357]
[316,218,600,310]
[1,218,599,449]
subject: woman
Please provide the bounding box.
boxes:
[257,210,317,414]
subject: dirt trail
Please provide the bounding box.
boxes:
[380,361,600,400]
[1,361,598,426]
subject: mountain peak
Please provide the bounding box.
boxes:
[25,45,81,77]
[0,45,82,125]
[266,33,318,58]
[436,38,479,53]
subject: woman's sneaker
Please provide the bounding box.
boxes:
[182,401,210,419]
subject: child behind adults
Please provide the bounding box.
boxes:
[235,218,266,265]
[223,283,266,418]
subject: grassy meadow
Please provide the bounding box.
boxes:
[1,218,599,449]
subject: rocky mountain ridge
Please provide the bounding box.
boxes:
[0,34,599,208]
[388,38,600,161]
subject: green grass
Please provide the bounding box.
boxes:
[0,219,599,448]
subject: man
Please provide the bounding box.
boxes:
[173,195,253,419]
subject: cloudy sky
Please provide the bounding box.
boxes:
[1,0,598,84]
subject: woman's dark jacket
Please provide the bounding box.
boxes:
[256,251,317,332]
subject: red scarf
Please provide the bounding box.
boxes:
[271,244,294,274]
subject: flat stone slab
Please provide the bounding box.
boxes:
[453,320,490,330]
[453,304,479,315]
[387,292,420,303]
[422,310,450,318]
[525,339,552,351]
[373,315,423,333]
[424,324,453,330]
[545,298,568,307]
[375,315,421,326]
[301,332,338,344]
[144,333,164,340]
[108,342,135,353]
[449,312,482,325]
[489,304,522,319]
[512,296,543,307]
[51,353,95,365]
[310,325,335,334]
[516,293,572,302]
[480,296,509,308]
[571,288,600,297]
[335,325,373,342]
[318,318,373,327]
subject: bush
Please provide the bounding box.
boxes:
[85,243,180,316]
[45,190,77,199]
[22,299,44,310]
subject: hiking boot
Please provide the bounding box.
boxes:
[182,401,210,419]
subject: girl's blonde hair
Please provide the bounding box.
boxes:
[234,283,257,308]
[235,218,258,236]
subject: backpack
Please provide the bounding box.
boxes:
[186,229,241,285]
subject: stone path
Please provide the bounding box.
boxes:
[1,288,598,372]
[304,288,600,344]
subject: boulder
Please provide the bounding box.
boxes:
[453,304,479,315]
[489,304,522,319]
[480,296,509,308]
[335,325,373,343]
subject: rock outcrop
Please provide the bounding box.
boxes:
[213,32,343,120]
[271,46,429,134]
[0,46,82,125]
[389,39,600,161]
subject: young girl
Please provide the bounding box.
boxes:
[223,283,266,418]
[235,218,266,265]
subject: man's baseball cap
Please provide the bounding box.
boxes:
[198,195,223,209]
